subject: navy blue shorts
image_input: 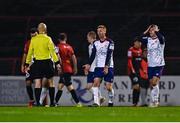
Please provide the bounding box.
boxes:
[148,66,164,80]
[87,72,94,83]
[94,67,114,83]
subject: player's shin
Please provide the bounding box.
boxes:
[108,88,114,104]
[49,87,55,106]
[151,84,159,104]
[39,87,48,105]
[34,88,42,106]
[132,89,140,105]
[70,89,79,104]
[26,85,34,101]
[92,87,100,106]
[55,90,63,103]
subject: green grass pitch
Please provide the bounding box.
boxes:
[0,106,180,122]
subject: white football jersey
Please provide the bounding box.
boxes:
[88,43,96,72]
[146,37,165,67]
[93,39,114,68]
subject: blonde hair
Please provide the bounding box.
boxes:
[87,31,96,39]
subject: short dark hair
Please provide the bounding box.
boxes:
[133,36,140,42]
[58,33,67,41]
[87,31,96,39]
[97,25,107,29]
[30,27,37,33]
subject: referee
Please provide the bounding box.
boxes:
[25,23,61,106]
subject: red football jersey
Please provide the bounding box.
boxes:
[127,47,142,75]
[24,40,31,54]
[140,58,148,80]
[57,42,74,73]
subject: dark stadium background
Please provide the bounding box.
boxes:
[0,0,179,75]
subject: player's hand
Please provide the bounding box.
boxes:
[154,25,160,32]
[143,71,148,79]
[73,67,78,75]
[83,64,90,74]
[24,66,30,73]
[56,64,62,75]
[21,65,25,73]
[83,68,89,75]
[82,64,90,75]
[103,66,109,75]
[144,25,152,34]
[132,69,136,74]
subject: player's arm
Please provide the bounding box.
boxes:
[21,53,27,73]
[21,42,29,73]
[155,32,165,44]
[84,43,96,72]
[104,41,114,74]
[48,39,61,73]
[143,25,152,35]
[55,46,62,74]
[139,25,153,45]
[25,40,33,66]
[105,41,114,67]
[48,38,60,64]
[88,44,96,65]
[69,46,77,75]
[72,54,78,75]
[127,49,135,74]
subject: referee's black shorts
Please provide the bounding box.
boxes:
[31,59,55,79]
[59,73,72,87]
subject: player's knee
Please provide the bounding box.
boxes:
[151,77,159,86]
[47,79,54,87]
[58,84,64,90]
[133,84,140,90]
[67,85,74,91]
[34,79,41,88]
[106,84,112,91]
[26,80,32,86]
[93,81,100,87]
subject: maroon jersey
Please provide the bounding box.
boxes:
[57,42,74,73]
[127,47,142,75]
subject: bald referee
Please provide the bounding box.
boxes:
[25,23,61,106]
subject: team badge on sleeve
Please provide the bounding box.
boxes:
[109,43,114,50]
[128,51,132,57]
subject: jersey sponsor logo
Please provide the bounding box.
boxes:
[97,47,107,56]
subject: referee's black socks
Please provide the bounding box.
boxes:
[26,85,34,101]
[70,89,79,104]
[133,89,140,105]
[49,87,55,105]
[34,88,42,106]
[55,90,63,103]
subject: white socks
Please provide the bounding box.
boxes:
[92,87,100,105]
[108,88,114,104]
[40,87,48,105]
[151,84,159,103]
[98,87,102,99]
